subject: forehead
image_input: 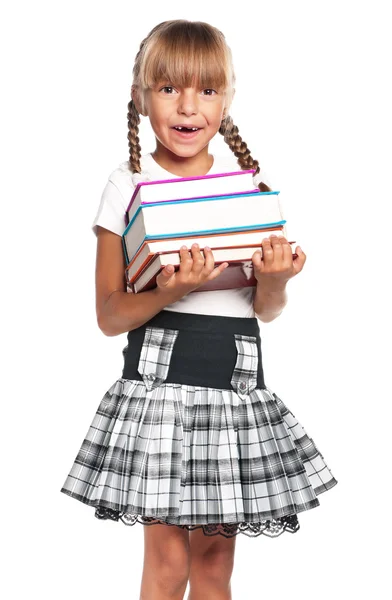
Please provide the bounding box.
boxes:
[141,39,230,91]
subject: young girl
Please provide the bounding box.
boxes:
[61,19,338,600]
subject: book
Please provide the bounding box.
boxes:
[124,169,258,226]
[125,225,287,285]
[122,190,285,264]
[128,240,298,294]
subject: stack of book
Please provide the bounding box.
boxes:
[121,169,296,293]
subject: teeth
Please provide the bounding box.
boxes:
[175,126,199,131]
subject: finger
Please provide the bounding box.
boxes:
[281,239,294,266]
[178,245,193,275]
[269,235,284,262]
[252,249,263,271]
[293,246,307,273]
[156,264,176,287]
[276,233,288,243]
[261,236,274,265]
[297,245,306,262]
[201,246,215,273]
[271,233,288,243]
[189,243,205,275]
[205,261,229,281]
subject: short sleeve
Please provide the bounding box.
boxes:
[91,180,129,237]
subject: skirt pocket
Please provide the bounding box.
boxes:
[230,334,259,397]
[137,325,179,390]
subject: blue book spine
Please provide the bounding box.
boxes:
[122,235,130,264]
[123,190,280,237]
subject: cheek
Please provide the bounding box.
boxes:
[148,118,169,144]
[207,103,225,124]
[148,112,165,133]
[209,113,225,129]
[150,107,169,127]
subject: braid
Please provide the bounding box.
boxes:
[219,116,271,192]
[127,33,153,174]
[127,99,141,174]
[127,25,169,173]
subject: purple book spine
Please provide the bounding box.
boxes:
[125,169,256,219]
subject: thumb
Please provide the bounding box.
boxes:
[156,264,175,287]
[295,245,306,260]
[293,245,306,273]
[252,249,263,270]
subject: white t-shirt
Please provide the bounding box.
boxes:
[92,153,273,318]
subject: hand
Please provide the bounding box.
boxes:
[156,243,229,301]
[252,234,306,288]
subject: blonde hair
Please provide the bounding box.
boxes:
[127,20,271,191]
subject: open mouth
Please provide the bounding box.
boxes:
[173,126,201,132]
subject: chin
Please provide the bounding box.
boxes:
[174,139,211,153]
[175,147,205,157]
[164,145,206,158]
[157,132,213,158]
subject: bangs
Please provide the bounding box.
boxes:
[139,21,234,93]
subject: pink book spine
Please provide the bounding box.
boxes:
[124,169,256,218]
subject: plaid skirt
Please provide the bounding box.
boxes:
[60,310,338,538]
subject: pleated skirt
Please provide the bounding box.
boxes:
[60,310,338,538]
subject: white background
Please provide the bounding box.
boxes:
[2,1,391,598]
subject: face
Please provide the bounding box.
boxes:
[139,80,228,160]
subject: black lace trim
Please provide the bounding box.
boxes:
[95,506,300,538]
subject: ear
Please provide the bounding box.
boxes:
[131,86,147,116]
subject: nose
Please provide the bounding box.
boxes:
[177,88,198,116]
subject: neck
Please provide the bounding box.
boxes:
[151,145,213,178]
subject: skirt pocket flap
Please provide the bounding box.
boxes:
[137,326,179,390]
[230,334,258,397]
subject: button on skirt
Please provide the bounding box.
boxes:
[60,310,338,538]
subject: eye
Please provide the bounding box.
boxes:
[201,88,217,96]
[160,86,177,94]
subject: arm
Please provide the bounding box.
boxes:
[253,281,288,323]
[95,226,178,336]
[95,228,230,336]
[252,234,306,323]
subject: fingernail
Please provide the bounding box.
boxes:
[181,245,187,250]
[205,245,210,251]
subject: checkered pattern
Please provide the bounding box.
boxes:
[60,325,338,538]
[137,326,179,391]
[231,334,259,397]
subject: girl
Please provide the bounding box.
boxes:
[61,19,338,600]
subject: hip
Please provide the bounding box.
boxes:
[121,310,266,392]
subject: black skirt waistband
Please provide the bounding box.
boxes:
[122,310,266,390]
[139,309,261,335]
